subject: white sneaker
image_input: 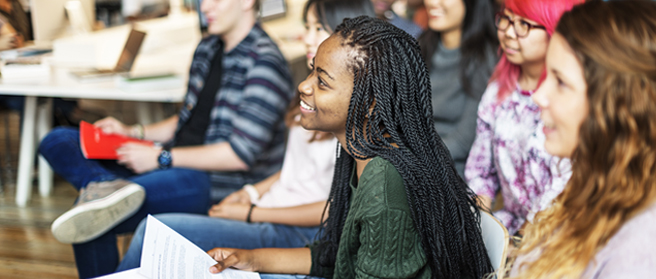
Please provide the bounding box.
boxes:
[51,179,145,244]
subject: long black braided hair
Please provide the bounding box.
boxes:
[316,16,493,278]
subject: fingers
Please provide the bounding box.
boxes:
[232,190,252,204]
[115,144,158,173]
[93,116,118,127]
[116,143,145,173]
[207,204,233,219]
[208,248,242,274]
[0,36,15,49]
[220,193,239,204]
[116,142,153,154]
[208,204,221,217]
[94,117,128,135]
[115,153,134,172]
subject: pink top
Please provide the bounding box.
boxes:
[256,126,337,208]
[465,82,572,235]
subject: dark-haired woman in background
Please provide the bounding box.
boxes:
[511,1,656,278]
[419,0,498,179]
[207,16,492,279]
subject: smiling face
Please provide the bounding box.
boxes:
[371,0,395,18]
[498,9,549,67]
[297,35,355,137]
[201,0,246,35]
[532,33,588,158]
[425,0,466,35]
[304,4,332,70]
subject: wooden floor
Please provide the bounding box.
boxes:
[0,102,154,279]
[0,111,79,279]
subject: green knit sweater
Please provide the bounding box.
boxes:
[309,157,431,278]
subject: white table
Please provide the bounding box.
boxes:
[0,67,189,207]
[0,10,205,207]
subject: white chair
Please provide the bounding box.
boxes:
[480,210,509,279]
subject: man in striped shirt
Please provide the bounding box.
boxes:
[38,0,293,277]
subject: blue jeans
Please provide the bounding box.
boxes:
[0,95,25,111]
[116,213,321,272]
[39,127,213,278]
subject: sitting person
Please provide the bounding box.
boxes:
[38,0,293,277]
[207,16,493,279]
[465,0,580,236]
[0,0,28,113]
[418,0,498,178]
[115,0,375,272]
[0,0,29,48]
[371,0,422,38]
[511,1,656,277]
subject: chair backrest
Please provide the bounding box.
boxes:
[480,210,509,278]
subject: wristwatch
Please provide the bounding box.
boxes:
[157,146,173,169]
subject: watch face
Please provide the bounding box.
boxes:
[158,150,172,169]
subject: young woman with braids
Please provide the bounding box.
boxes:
[464,0,580,236]
[419,0,498,178]
[510,1,656,278]
[114,0,375,272]
[207,16,493,279]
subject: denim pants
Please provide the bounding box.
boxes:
[39,127,212,278]
[116,213,321,272]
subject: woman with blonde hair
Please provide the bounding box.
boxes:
[512,1,656,277]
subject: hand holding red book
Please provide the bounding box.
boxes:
[80,121,154,160]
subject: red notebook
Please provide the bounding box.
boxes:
[80,121,154,159]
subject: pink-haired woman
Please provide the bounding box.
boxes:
[465,0,582,236]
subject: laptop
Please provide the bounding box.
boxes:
[71,29,147,79]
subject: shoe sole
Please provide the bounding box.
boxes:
[51,184,146,244]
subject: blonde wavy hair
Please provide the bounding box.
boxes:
[511,1,656,278]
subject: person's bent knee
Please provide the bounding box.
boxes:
[39,127,80,158]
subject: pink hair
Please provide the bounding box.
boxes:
[491,0,582,101]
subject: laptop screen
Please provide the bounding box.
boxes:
[114,29,147,72]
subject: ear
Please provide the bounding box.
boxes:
[241,0,257,12]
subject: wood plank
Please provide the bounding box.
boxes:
[0,102,140,278]
[0,258,77,279]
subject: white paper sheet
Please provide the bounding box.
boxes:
[139,215,261,279]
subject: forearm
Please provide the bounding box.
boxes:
[142,115,179,142]
[252,248,312,274]
[250,201,327,227]
[171,142,248,171]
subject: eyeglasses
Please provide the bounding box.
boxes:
[495,13,546,38]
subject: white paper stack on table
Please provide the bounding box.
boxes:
[94,215,261,279]
[0,56,51,79]
[114,73,184,92]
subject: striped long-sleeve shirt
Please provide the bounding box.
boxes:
[173,23,293,199]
